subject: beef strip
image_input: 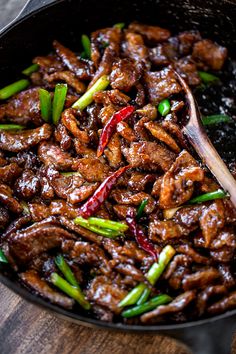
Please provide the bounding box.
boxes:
[38,141,74,170]
[0,163,22,184]
[53,40,93,80]
[9,218,75,264]
[0,184,23,214]
[144,68,182,105]
[110,58,140,92]
[141,291,195,323]
[0,124,52,152]
[14,169,40,200]
[192,39,227,70]
[20,269,74,309]
[0,88,42,126]
[128,22,171,43]
[159,150,204,208]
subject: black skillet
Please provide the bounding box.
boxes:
[0,1,236,353]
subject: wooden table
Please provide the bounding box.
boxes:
[0,1,235,353]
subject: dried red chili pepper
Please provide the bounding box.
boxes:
[126,209,157,261]
[79,165,131,218]
[97,105,135,157]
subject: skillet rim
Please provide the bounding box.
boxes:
[0,0,236,331]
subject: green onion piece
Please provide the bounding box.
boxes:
[136,287,151,305]
[22,63,39,76]
[51,272,90,310]
[0,124,24,130]
[121,294,172,318]
[146,245,176,286]
[39,88,52,122]
[88,217,128,232]
[52,83,68,125]
[72,75,110,111]
[80,51,87,59]
[118,283,147,307]
[158,99,171,116]
[0,79,29,100]
[74,217,120,238]
[202,114,231,126]
[114,23,125,29]
[0,249,8,263]
[198,71,219,84]
[60,171,82,177]
[81,34,91,59]
[188,189,228,204]
[136,199,148,220]
[55,255,79,288]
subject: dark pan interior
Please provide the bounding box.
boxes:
[0,0,236,351]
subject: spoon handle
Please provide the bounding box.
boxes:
[184,122,236,207]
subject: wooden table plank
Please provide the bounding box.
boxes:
[0,1,235,354]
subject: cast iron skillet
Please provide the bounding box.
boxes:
[0,1,236,353]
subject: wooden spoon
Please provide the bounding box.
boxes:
[174,71,236,208]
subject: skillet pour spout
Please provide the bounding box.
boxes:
[0,1,236,354]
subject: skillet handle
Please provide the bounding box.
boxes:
[165,314,236,354]
[18,0,55,19]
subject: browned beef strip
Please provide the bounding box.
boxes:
[123,32,149,67]
[208,291,236,315]
[94,89,131,107]
[192,39,227,70]
[182,268,220,291]
[174,56,200,86]
[0,88,42,126]
[196,285,227,316]
[9,218,75,264]
[122,141,176,171]
[0,184,23,214]
[149,45,170,66]
[111,190,156,214]
[44,71,86,93]
[104,132,123,168]
[0,163,22,184]
[33,54,64,73]
[159,150,204,209]
[86,275,127,314]
[0,206,10,230]
[1,215,31,241]
[14,169,40,200]
[38,141,74,170]
[128,22,171,43]
[54,123,72,151]
[61,108,89,143]
[141,291,195,323]
[144,121,180,153]
[0,124,52,152]
[53,40,93,80]
[110,58,140,92]
[178,30,201,55]
[128,172,156,192]
[62,240,111,275]
[20,270,74,309]
[72,157,110,182]
[144,68,182,105]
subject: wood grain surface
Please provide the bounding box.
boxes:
[0,1,235,354]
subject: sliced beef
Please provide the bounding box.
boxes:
[54,123,72,151]
[174,56,200,86]
[0,184,23,214]
[141,291,195,323]
[144,68,182,105]
[110,58,140,92]
[111,190,155,214]
[123,32,149,67]
[44,71,86,93]
[159,150,204,209]
[208,291,236,315]
[0,206,10,230]
[9,218,75,264]
[0,88,42,126]
[0,124,52,152]
[144,121,180,153]
[116,121,136,142]
[182,268,220,291]
[192,39,227,70]
[86,275,127,314]
[38,141,74,170]
[122,141,176,171]
[61,108,89,143]
[104,132,123,168]
[72,157,110,182]
[0,163,22,184]
[53,40,93,80]
[178,31,201,55]
[14,170,40,200]
[20,270,74,309]
[128,22,171,43]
